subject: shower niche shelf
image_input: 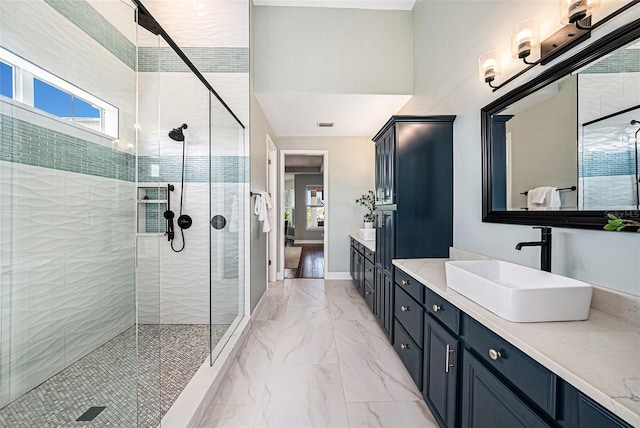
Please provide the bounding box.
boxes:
[137,186,168,235]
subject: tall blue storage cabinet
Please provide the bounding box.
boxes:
[373,115,456,340]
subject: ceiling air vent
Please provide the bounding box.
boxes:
[317,122,334,128]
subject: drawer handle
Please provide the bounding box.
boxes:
[445,344,455,373]
[488,348,502,360]
[400,343,410,350]
[401,305,410,312]
[401,279,410,286]
[365,291,372,295]
[366,268,372,272]
[432,304,442,312]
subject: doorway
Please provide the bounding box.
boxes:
[279,150,329,279]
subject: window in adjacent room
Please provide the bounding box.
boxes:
[306,185,324,229]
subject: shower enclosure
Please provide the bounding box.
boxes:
[0,0,247,426]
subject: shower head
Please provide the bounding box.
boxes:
[169,124,188,142]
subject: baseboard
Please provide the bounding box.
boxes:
[324,272,352,280]
[294,240,323,245]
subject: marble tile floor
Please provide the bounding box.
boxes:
[0,324,230,428]
[200,279,438,427]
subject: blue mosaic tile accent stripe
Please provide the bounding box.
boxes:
[0,114,135,181]
[144,202,166,233]
[580,150,639,177]
[138,156,248,183]
[581,48,640,74]
[44,0,136,69]
[138,47,249,73]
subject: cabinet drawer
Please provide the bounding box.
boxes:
[364,259,374,287]
[395,268,424,304]
[364,247,375,262]
[394,285,423,347]
[425,289,460,335]
[364,282,374,312]
[464,316,557,418]
[393,320,422,388]
[356,241,364,253]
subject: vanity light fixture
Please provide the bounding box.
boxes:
[562,0,639,31]
[478,51,502,89]
[511,19,541,64]
[480,0,639,91]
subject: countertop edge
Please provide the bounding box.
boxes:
[393,258,640,427]
[348,231,376,252]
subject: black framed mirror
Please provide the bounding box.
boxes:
[482,17,640,230]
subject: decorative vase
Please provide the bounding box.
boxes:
[364,221,374,229]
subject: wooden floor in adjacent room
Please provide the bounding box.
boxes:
[284,241,324,279]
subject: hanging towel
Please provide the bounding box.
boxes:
[527,186,561,210]
[253,191,273,233]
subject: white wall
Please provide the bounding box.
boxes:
[253,6,413,95]
[507,76,578,209]
[400,0,640,296]
[277,136,375,275]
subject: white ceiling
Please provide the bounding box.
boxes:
[253,0,415,137]
[253,0,416,11]
[256,93,412,137]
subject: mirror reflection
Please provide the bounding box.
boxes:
[491,38,640,212]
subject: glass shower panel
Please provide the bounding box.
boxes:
[0,0,138,425]
[209,93,247,363]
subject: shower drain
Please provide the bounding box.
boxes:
[76,406,106,421]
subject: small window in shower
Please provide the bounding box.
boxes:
[34,78,102,133]
[0,46,119,138]
[0,61,13,98]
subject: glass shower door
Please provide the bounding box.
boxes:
[209,93,247,363]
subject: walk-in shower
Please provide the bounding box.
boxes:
[0,0,248,426]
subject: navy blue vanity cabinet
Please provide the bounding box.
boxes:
[461,349,551,428]
[363,249,375,312]
[349,238,356,284]
[373,115,456,342]
[559,381,633,428]
[375,209,395,340]
[423,313,459,428]
[393,283,425,387]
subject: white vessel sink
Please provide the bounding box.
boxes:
[445,260,593,322]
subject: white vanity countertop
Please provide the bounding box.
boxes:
[393,258,640,427]
[348,231,376,252]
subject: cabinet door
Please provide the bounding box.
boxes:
[374,267,383,323]
[383,273,394,341]
[382,211,395,274]
[423,316,458,428]
[350,241,355,282]
[355,253,364,294]
[375,141,384,204]
[382,128,395,204]
[461,350,550,428]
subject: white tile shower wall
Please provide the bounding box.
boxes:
[136,183,246,325]
[578,72,640,207]
[0,161,135,407]
[0,0,137,152]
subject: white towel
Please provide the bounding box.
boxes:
[253,191,273,233]
[527,186,561,210]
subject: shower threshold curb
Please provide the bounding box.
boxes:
[159,316,252,428]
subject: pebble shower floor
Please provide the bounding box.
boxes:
[0,324,230,427]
